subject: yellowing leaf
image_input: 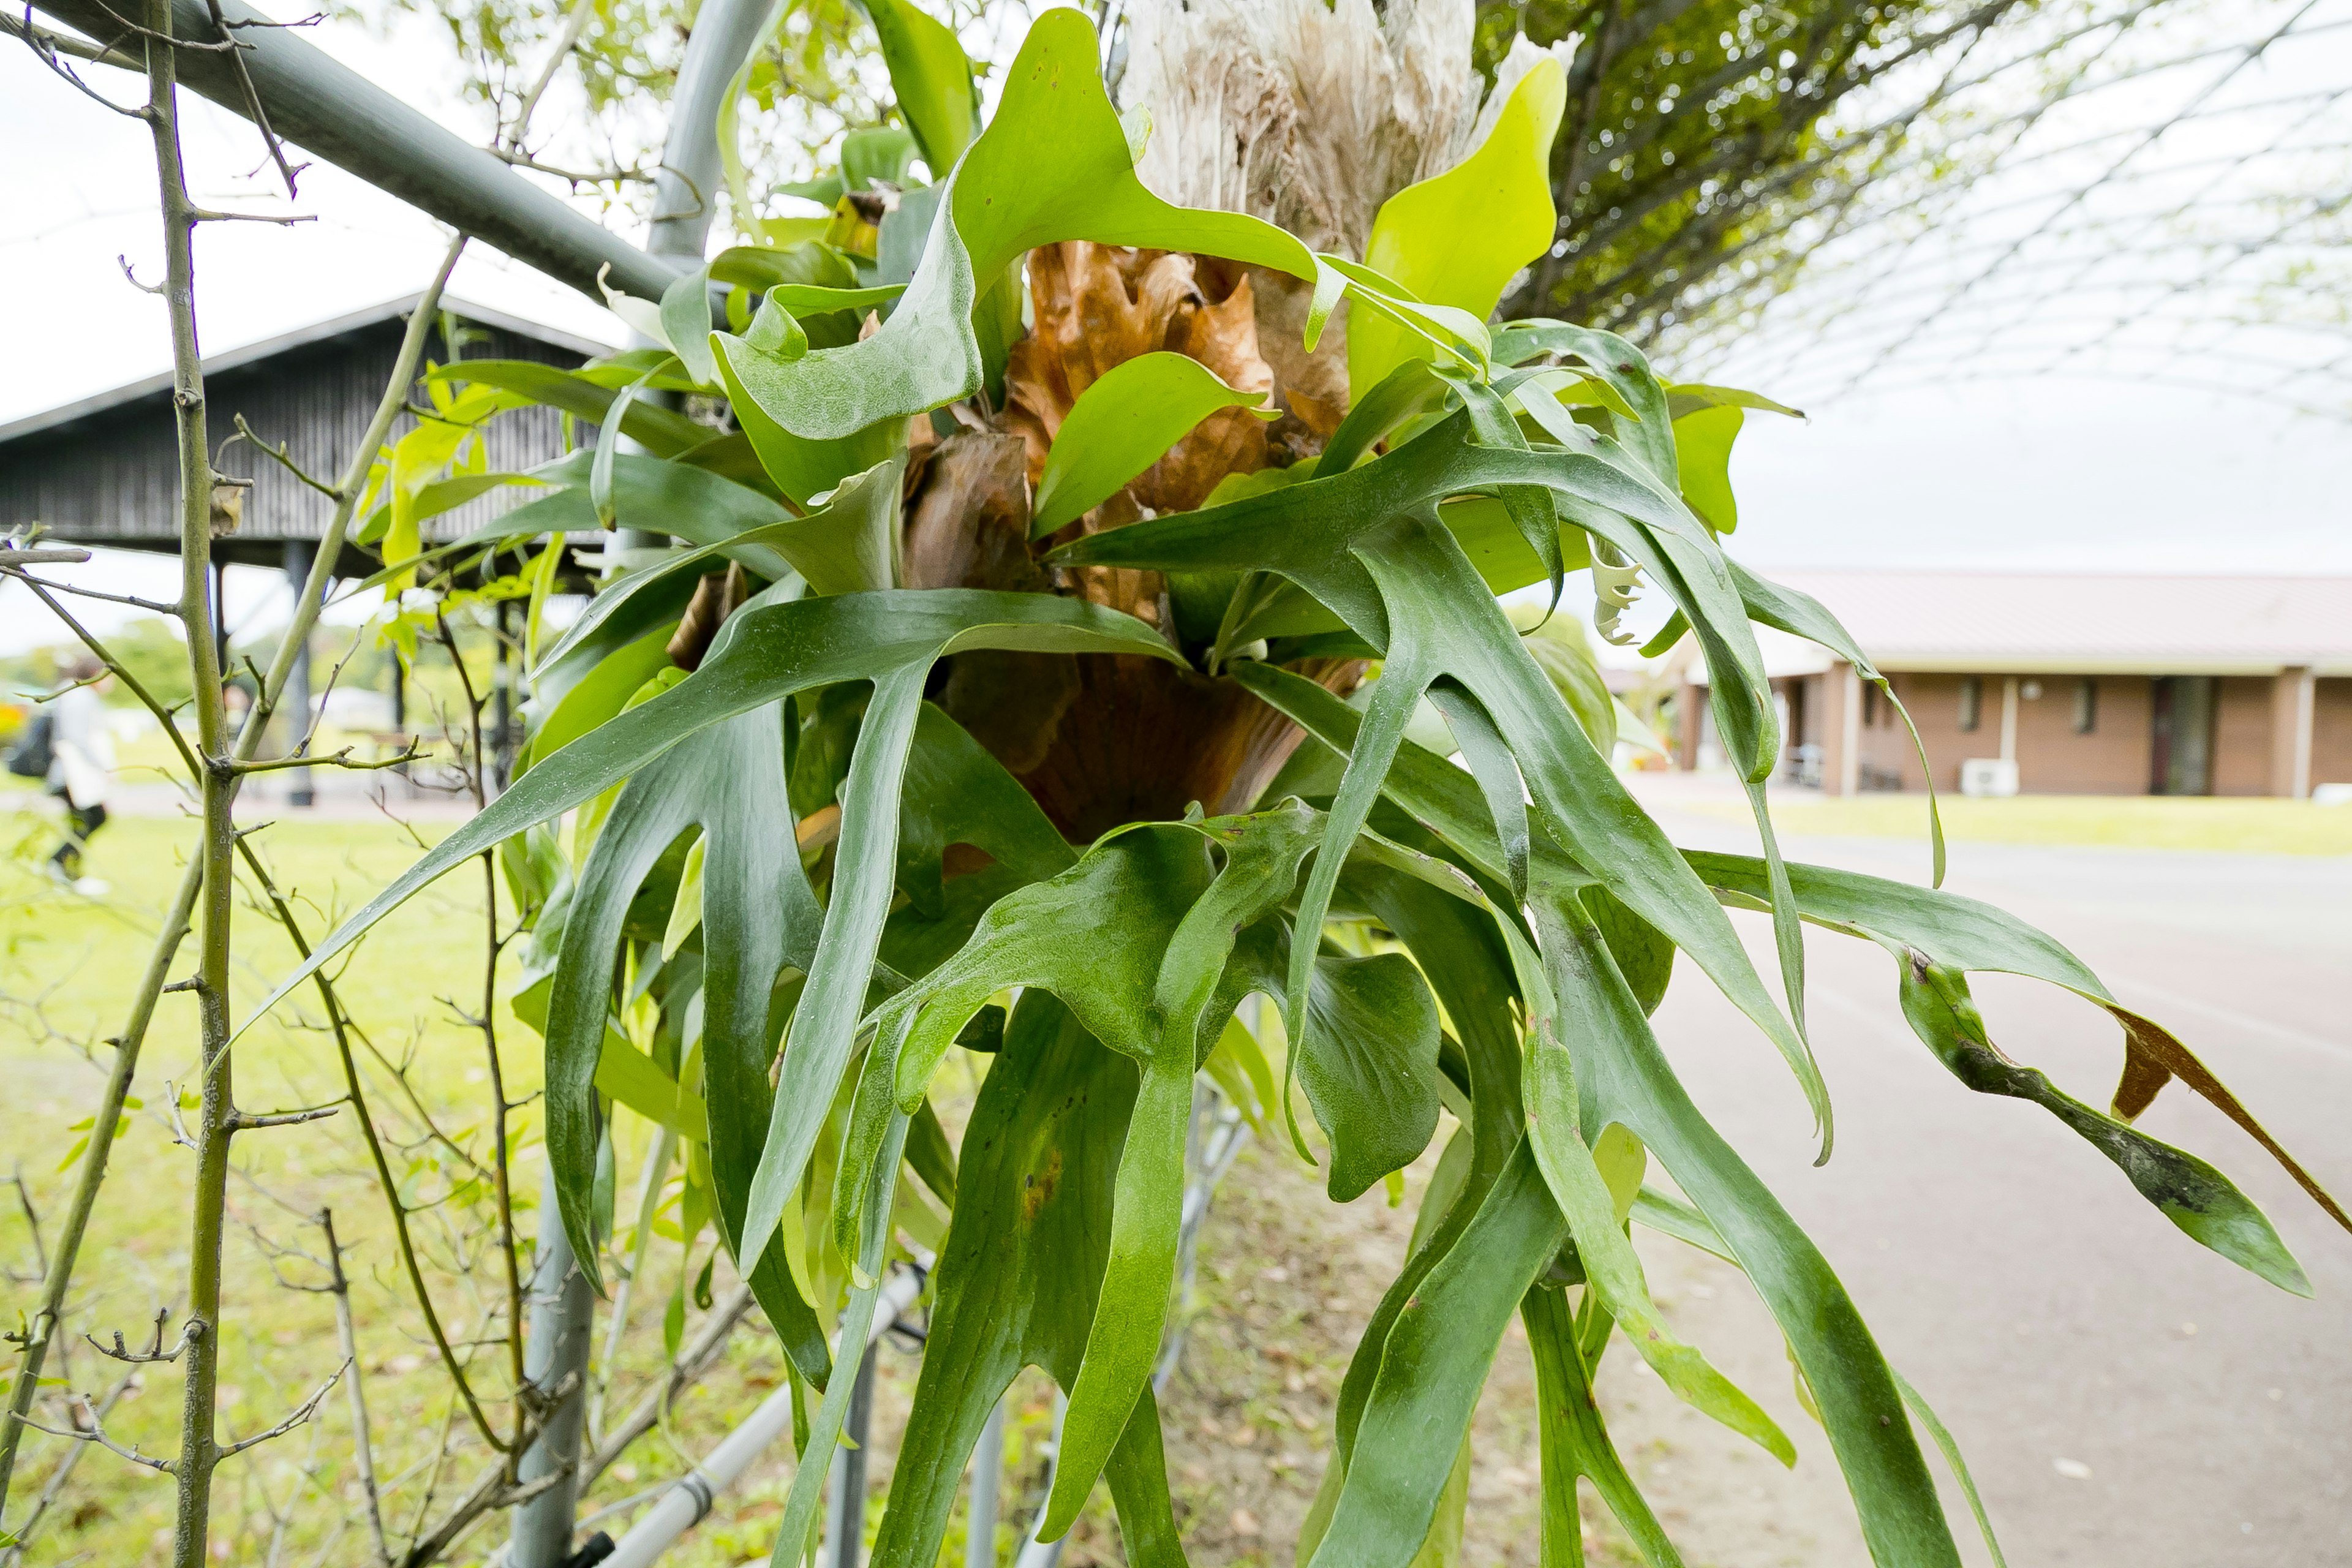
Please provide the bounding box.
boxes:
[1349,58,1567,396]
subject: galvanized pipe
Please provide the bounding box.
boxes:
[510,1163,597,1568]
[646,0,774,261]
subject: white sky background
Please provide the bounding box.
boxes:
[2,0,2348,660]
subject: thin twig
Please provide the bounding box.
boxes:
[397,1376,578,1568]
[486,148,658,185]
[229,744,423,776]
[316,1211,392,1568]
[189,206,312,225]
[2,6,148,111]
[220,415,341,500]
[217,1362,347,1461]
[0,1359,148,1561]
[227,1104,342,1131]
[434,609,527,1444]
[16,1403,173,1474]
[0,567,183,616]
[87,1306,186,1365]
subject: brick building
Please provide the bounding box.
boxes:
[1676,572,2352,797]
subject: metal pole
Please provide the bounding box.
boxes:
[823,1345,878,1568]
[29,0,684,306]
[605,0,774,566]
[492,597,514,794]
[510,1162,597,1568]
[1009,1393,1069,1568]
[281,540,316,807]
[965,1401,1005,1568]
[646,0,772,263]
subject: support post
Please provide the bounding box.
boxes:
[2272,665,2316,799]
[282,540,317,807]
[606,0,775,560]
[1999,676,2020,766]
[492,597,514,795]
[510,1163,595,1568]
[212,558,231,686]
[967,1401,1006,1568]
[1831,662,1861,797]
[823,1345,879,1568]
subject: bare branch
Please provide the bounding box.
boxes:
[189,206,314,225]
[224,413,341,500]
[217,1360,347,1460]
[4,5,148,113]
[228,1103,343,1132]
[88,1305,187,1365]
[9,576,205,783]
[397,1375,578,1567]
[202,0,300,197]
[488,147,658,185]
[229,743,423,776]
[0,566,183,617]
[17,1399,174,1474]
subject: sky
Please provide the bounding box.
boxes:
[2,4,2348,660]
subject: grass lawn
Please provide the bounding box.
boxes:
[1,803,1833,1567]
[1686,792,2352,856]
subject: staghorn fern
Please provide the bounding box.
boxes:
[251,10,2347,1565]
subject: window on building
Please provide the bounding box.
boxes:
[1861,681,1879,727]
[2073,677,2097,734]
[1958,676,1983,732]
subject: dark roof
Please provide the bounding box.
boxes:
[0,296,611,446]
[0,296,611,573]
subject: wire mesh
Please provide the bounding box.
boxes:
[1664,0,2352,417]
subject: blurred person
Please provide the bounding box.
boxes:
[46,654,115,895]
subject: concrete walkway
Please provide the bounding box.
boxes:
[1632,783,2352,1566]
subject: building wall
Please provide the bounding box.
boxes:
[1714,668,2339,796]
[1835,671,2159,794]
[2211,677,2277,796]
[2313,677,2352,789]
[2013,675,2156,794]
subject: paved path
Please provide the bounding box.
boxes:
[1632,794,2352,1566]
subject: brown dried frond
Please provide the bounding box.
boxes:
[1003,242,1278,516]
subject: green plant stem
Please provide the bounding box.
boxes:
[146,0,239,1554]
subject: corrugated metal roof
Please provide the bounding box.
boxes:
[0,295,614,447]
[1758,570,2352,676]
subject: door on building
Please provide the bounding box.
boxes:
[2150,675,2217,794]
